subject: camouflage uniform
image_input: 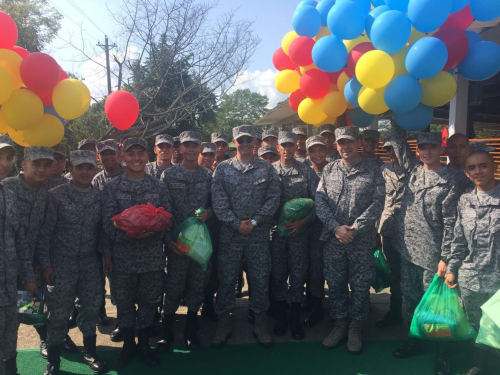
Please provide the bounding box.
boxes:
[389,124,461,322]
[102,138,172,329]
[448,184,500,329]
[258,145,279,159]
[161,131,213,314]
[92,164,126,190]
[292,126,312,167]
[271,131,319,303]
[361,130,385,168]
[145,134,174,179]
[449,168,475,195]
[317,125,341,163]
[36,151,103,347]
[212,125,281,314]
[326,151,341,163]
[316,127,385,321]
[46,144,70,190]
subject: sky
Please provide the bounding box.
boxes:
[45,0,299,108]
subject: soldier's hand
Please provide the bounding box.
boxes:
[196,210,210,222]
[25,282,38,300]
[238,220,253,235]
[104,258,114,275]
[285,219,306,236]
[43,268,55,286]
[437,260,448,277]
[445,273,457,289]
[127,232,154,240]
[168,241,186,256]
[335,226,355,244]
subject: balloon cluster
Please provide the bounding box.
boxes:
[274,0,500,131]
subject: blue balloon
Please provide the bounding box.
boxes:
[366,5,390,39]
[348,108,375,128]
[470,0,500,22]
[464,30,482,47]
[408,0,452,33]
[317,0,336,27]
[371,10,411,54]
[458,41,500,81]
[394,104,434,131]
[406,37,448,79]
[293,5,321,38]
[327,1,365,40]
[344,78,362,107]
[337,0,371,15]
[384,75,422,112]
[297,0,318,9]
[371,0,386,6]
[44,105,68,126]
[385,0,410,12]
[451,0,470,13]
[312,35,348,72]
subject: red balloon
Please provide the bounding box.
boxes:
[326,70,343,85]
[37,68,70,105]
[289,89,307,112]
[433,28,469,70]
[12,46,29,58]
[20,52,60,93]
[441,4,474,31]
[288,36,315,67]
[59,68,68,81]
[105,90,139,130]
[300,69,330,99]
[347,42,375,76]
[273,47,296,71]
[0,12,18,49]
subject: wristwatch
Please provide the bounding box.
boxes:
[251,219,257,227]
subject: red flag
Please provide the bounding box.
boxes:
[441,126,449,147]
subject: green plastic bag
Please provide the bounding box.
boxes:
[17,291,46,325]
[277,198,314,238]
[409,274,477,341]
[372,248,391,293]
[171,209,212,271]
[476,289,500,349]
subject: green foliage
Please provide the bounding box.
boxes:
[473,127,500,139]
[66,100,108,144]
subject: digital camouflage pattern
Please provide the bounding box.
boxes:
[378,162,406,238]
[145,161,171,180]
[400,258,434,322]
[460,288,494,330]
[46,176,70,190]
[92,165,126,190]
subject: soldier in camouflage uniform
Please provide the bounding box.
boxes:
[157,131,213,351]
[253,132,262,157]
[211,125,281,348]
[198,142,216,171]
[102,138,172,369]
[446,133,474,194]
[318,124,340,162]
[262,129,279,151]
[292,126,312,167]
[145,134,174,179]
[46,145,69,190]
[64,139,100,180]
[0,135,16,181]
[316,126,385,355]
[211,133,230,169]
[361,130,384,167]
[172,137,183,165]
[258,145,280,164]
[37,151,106,375]
[271,131,319,340]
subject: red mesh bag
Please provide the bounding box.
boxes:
[111,203,172,236]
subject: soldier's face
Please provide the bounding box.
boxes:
[181,142,201,163]
[155,143,173,162]
[281,142,297,162]
[417,144,444,166]
[173,142,183,163]
[123,145,148,172]
[99,150,121,170]
[199,152,215,169]
[234,136,255,157]
[260,153,279,163]
[70,163,96,188]
[0,148,15,180]
[51,154,66,177]
[22,159,53,183]
[465,154,496,189]
[215,141,229,158]
[362,138,378,154]
[308,144,327,166]
[322,132,335,148]
[253,139,262,156]
[263,137,279,150]
[296,134,307,151]
[337,139,359,162]
[446,137,471,166]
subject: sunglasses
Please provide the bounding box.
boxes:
[236,136,253,144]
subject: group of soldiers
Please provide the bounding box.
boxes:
[0,120,499,375]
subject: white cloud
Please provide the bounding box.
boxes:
[232,69,288,109]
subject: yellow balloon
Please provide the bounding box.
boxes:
[282,31,299,55]
[391,46,409,78]
[7,127,30,147]
[24,114,65,147]
[300,63,319,74]
[298,98,328,124]
[322,90,347,118]
[0,66,13,104]
[336,72,350,95]
[356,50,394,89]
[52,79,91,120]
[0,49,23,89]
[275,69,301,94]
[0,111,9,134]
[358,86,389,115]
[2,89,44,130]
[314,27,332,41]
[344,33,370,53]
[312,115,337,127]
[408,26,426,45]
[420,72,457,107]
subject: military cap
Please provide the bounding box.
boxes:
[258,145,279,157]
[292,126,308,136]
[97,139,119,154]
[201,142,216,154]
[256,132,262,141]
[233,125,256,139]
[211,133,230,144]
[0,134,16,154]
[262,129,278,140]
[24,146,55,162]
[52,144,67,158]
[278,131,297,145]
[470,141,495,152]
[173,137,181,144]
[306,135,326,150]
[155,134,174,146]
[179,131,202,144]
[77,139,98,150]
[318,124,335,136]
[335,126,359,142]
[70,150,96,166]
[416,132,441,146]
[123,137,147,151]
[362,129,380,141]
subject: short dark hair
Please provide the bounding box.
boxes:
[447,133,468,145]
[465,150,494,164]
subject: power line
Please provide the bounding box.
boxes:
[67,0,107,36]
[47,0,100,43]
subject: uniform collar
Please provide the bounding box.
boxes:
[228,156,259,173]
[275,161,301,177]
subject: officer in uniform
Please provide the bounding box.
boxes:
[64,140,100,180]
[211,125,281,348]
[258,145,280,164]
[198,142,216,170]
[0,135,16,180]
[102,138,172,369]
[145,134,174,179]
[316,126,385,355]
[271,131,319,340]
[172,137,183,165]
[46,145,69,189]
[262,129,279,150]
[446,133,474,194]
[317,124,340,162]
[361,130,384,167]
[38,151,106,375]
[211,133,230,169]
[93,139,126,189]
[292,126,312,166]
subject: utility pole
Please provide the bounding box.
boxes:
[97,36,117,95]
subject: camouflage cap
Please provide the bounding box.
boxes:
[470,141,495,152]
[179,130,202,144]
[24,146,55,162]
[262,129,278,140]
[0,134,16,154]
[382,140,393,148]
[52,144,67,158]
[318,124,335,136]
[70,150,96,166]
[362,129,380,141]
[201,142,216,154]
[173,137,181,144]
[233,125,256,139]
[292,126,308,136]
[123,137,147,151]
[335,126,359,142]
[97,139,119,154]
[77,139,98,150]
[211,133,230,144]
[258,145,279,157]
[306,135,326,150]
[155,134,174,146]
[278,131,297,145]
[256,132,262,141]
[416,132,441,146]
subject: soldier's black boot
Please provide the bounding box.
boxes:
[201,295,218,321]
[67,306,78,329]
[82,335,106,373]
[247,308,255,324]
[137,327,160,367]
[156,314,175,353]
[303,296,324,328]
[434,342,451,375]
[43,345,61,375]
[235,273,244,298]
[61,334,77,353]
[110,326,123,342]
[184,311,201,350]
[376,295,403,328]
[301,289,313,312]
[290,302,304,340]
[35,324,48,359]
[461,344,490,375]
[4,355,20,375]
[114,327,136,369]
[273,301,288,336]
[393,338,426,359]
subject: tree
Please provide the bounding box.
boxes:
[0,0,63,52]
[66,100,109,149]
